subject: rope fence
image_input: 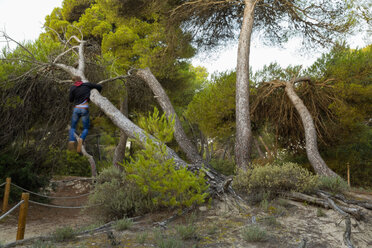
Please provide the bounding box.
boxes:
[0,200,24,221]
[28,200,90,209]
[10,183,91,199]
[1,177,96,242]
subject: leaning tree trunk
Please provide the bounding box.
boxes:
[284,80,338,177]
[135,68,204,165]
[235,0,256,169]
[49,35,227,194]
[112,93,129,170]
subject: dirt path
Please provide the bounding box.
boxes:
[1,179,372,247]
[0,177,96,244]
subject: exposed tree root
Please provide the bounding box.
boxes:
[283,190,372,248]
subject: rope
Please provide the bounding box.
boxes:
[0,182,6,187]
[28,200,89,209]
[0,200,24,221]
[10,183,91,199]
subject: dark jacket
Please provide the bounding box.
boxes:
[69,81,102,105]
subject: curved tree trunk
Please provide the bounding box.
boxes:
[284,81,338,177]
[135,68,204,165]
[112,93,129,170]
[235,0,255,169]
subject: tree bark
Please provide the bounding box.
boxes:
[135,68,204,165]
[112,93,129,170]
[89,89,189,168]
[284,81,338,177]
[235,0,255,169]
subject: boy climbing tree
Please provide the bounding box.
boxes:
[68,75,102,153]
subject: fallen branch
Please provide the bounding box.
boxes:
[282,191,330,209]
[333,193,372,210]
[317,192,355,248]
[318,191,364,220]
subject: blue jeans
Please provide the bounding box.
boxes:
[69,108,90,142]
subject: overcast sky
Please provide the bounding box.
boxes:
[0,0,369,75]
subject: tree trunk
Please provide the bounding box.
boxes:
[284,81,338,177]
[235,0,255,169]
[135,68,203,165]
[89,89,189,168]
[112,93,129,169]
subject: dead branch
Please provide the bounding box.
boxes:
[72,129,96,177]
[282,191,330,208]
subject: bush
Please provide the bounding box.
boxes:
[114,218,133,231]
[87,167,153,221]
[52,226,76,242]
[241,225,268,242]
[233,162,319,196]
[0,152,50,202]
[123,136,209,209]
[175,224,198,240]
[318,176,349,193]
[124,108,208,209]
[43,148,91,177]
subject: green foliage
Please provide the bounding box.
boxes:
[209,158,236,176]
[122,109,208,209]
[138,107,175,143]
[233,162,319,196]
[175,224,198,240]
[52,226,76,242]
[113,218,133,231]
[154,230,183,248]
[136,232,148,244]
[43,148,91,177]
[318,176,349,194]
[88,167,152,221]
[0,151,50,202]
[186,71,236,139]
[123,136,208,209]
[241,225,268,242]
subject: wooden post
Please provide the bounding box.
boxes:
[16,193,29,241]
[347,163,351,187]
[2,177,11,214]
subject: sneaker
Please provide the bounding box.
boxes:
[67,141,75,151]
[77,138,83,153]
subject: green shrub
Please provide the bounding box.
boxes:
[0,152,50,202]
[123,136,209,208]
[114,218,133,231]
[233,162,319,196]
[52,226,76,242]
[175,224,198,240]
[241,225,268,242]
[43,148,91,177]
[318,176,349,193]
[123,108,208,209]
[155,230,183,248]
[136,232,148,244]
[87,167,153,221]
[209,158,236,176]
